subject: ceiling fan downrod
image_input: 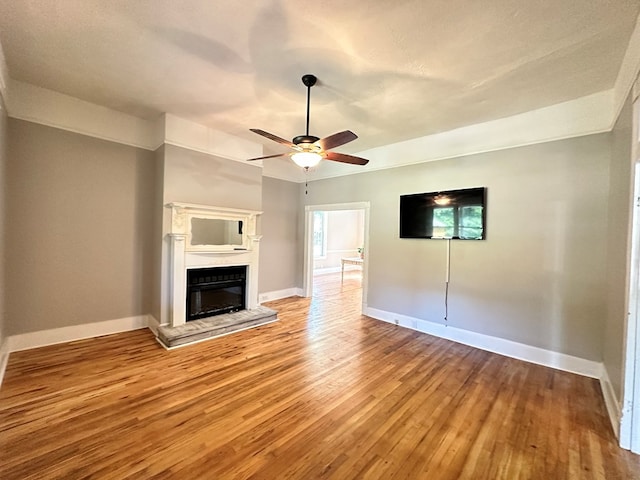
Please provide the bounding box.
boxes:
[302,74,316,137]
[293,74,319,146]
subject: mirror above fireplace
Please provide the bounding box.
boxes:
[167,202,262,253]
[190,218,244,247]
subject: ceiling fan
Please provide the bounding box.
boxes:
[247,74,369,169]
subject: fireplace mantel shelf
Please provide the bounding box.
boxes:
[187,248,253,255]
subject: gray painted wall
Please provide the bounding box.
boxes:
[0,111,628,372]
[304,134,611,361]
[6,120,156,335]
[162,144,262,211]
[0,94,7,345]
[605,92,633,400]
[259,176,300,294]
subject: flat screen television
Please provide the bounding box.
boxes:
[400,187,486,240]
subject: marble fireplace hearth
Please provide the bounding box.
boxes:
[157,305,277,348]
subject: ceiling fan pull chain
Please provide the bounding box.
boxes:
[304,166,309,195]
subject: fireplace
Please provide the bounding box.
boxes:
[164,203,262,327]
[186,266,247,321]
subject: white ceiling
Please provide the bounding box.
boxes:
[0,0,639,160]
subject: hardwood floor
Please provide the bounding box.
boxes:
[1,271,639,479]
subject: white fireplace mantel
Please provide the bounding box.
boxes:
[166,202,263,327]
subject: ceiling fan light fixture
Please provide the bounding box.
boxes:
[291,151,322,168]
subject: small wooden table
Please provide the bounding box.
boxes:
[341,256,363,283]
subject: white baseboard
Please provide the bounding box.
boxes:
[259,287,303,303]
[364,307,603,379]
[600,366,622,439]
[0,337,10,388]
[0,306,621,441]
[7,315,151,353]
[313,265,362,275]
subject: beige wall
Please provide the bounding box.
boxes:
[259,176,299,293]
[304,134,611,361]
[6,120,157,335]
[0,94,7,344]
[605,92,634,399]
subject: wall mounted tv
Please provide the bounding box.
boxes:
[400,187,486,240]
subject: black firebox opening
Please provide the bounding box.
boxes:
[186,266,246,321]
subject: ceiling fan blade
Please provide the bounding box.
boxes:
[325,151,369,166]
[316,130,357,151]
[247,153,289,161]
[250,129,296,148]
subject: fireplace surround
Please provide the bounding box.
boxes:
[165,202,262,327]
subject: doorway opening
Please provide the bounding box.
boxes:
[621,97,640,453]
[303,202,370,313]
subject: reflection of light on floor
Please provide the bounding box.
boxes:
[302,271,365,392]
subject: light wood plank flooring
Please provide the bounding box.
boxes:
[1,271,639,479]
